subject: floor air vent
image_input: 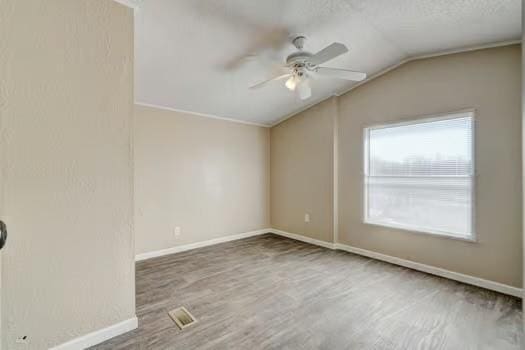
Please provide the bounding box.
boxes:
[169,307,197,330]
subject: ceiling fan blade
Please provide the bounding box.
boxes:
[308,43,348,66]
[297,80,312,100]
[222,28,292,71]
[316,67,367,81]
[249,73,291,90]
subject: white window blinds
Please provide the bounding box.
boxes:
[364,112,474,239]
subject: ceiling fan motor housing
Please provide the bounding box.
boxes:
[286,51,313,66]
[287,35,315,68]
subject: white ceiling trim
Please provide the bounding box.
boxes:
[270,40,521,127]
[135,102,270,128]
[112,0,141,9]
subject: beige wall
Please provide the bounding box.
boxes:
[339,45,521,287]
[522,8,525,314]
[270,98,336,243]
[0,1,135,348]
[271,45,522,287]
[134,105,270,255]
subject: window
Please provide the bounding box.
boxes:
[363,112,474,240]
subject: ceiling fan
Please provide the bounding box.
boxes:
[249,36,367,100]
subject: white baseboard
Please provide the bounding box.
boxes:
[50,316,138,350]
[270,229,335,249]
[334,243,522,298]
[269,228,522,298]
[135,229,272,261]
[134,227,522,298]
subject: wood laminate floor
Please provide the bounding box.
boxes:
[91,234,523,350]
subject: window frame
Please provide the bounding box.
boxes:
[362,109,477,242]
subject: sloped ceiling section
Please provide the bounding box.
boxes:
[135,0,521,126]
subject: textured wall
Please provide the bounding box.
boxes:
[522,5,525,316]
[0,0,135,349]
[134,105,270,255]
[338,45,522,287]
[270,98,336,243]
[270,45,522,287]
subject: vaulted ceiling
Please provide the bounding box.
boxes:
[134,0,521,126]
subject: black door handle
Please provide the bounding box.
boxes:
[0,220,7,250]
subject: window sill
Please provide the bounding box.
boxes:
[363,219,476,243]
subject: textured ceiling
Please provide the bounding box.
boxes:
[135,0,521,126]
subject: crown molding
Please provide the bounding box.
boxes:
[112,0,142,9]
[135,102,270,128]
[270,40,521,128]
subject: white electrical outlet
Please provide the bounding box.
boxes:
[174,226,181,236]
[16,335,29,344]
[304,213,310,223]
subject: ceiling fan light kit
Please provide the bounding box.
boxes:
[285,76,296,90]
[249,35,367,100]
[296,79,311,100]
